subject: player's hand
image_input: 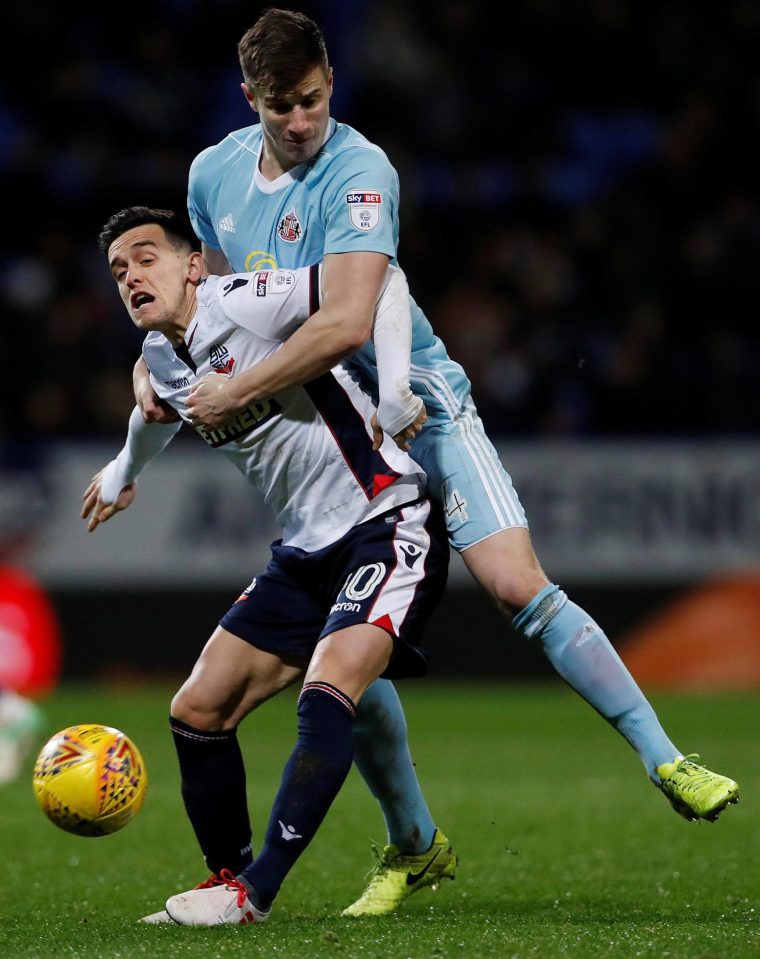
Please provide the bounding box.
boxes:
[80,471,137,532]
[370,413,385,450]
[140,394,181,425]
[186,374,241,428]
[371,405,427,452]
[134,363,180,425]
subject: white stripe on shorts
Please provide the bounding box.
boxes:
[410,364,462,420]
[365,499,432,635]
[457,406,526,529]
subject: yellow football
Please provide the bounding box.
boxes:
[33,724,147,837]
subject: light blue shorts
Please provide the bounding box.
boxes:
[410,398,528,552]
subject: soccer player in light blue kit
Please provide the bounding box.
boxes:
[134,8,739,917]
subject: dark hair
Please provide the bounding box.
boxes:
[238,7,328,95]
[97,206,199,254]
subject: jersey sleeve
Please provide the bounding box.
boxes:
[214,267,320,341]
[100,406,182,504]
[373,266,425,436]
[187,146,223,250]
[321,147,400,259]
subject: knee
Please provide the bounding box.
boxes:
[485,569,550,619]
[170,687,229,731]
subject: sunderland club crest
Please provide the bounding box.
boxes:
[277,207,302,243]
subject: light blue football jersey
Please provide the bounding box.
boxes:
[188,119,471,425]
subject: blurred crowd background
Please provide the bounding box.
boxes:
[2,0,758,442]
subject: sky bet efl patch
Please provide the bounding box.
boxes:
[346,191,382,231]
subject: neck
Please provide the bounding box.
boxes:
[163,292,197,344]
[259,146,290,181]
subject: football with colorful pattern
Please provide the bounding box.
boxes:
[33,724,147,836]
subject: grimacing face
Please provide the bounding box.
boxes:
[107,224,200,340]
[244,65,333,176]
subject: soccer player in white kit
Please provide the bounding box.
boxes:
[133,8,739,917]
[84,206,451,924]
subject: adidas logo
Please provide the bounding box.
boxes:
[219,213,236,234]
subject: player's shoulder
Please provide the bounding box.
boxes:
[141,329,172,364]
[190,124,263,174]
[143,329,169,348]
[317,121,394,175]
[202,272,257,323]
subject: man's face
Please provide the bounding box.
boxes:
[246,65,333,175]
[107,224,198,337]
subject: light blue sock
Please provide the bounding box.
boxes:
[352,679,436,854]
[513,584,679,781]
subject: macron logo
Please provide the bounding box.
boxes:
[219,213,236,234]
[279,821,302,841]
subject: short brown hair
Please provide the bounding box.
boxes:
[238,7,328,95]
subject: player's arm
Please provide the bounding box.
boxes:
[371,265,426,451]
[81,406,182,531]
[186,251,387,424]
[133,357,181,424]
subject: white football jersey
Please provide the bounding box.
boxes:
[142,268,426,552]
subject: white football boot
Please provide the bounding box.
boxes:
[165,869,270,926]
[139,909,175,924]
[140,873,224,923]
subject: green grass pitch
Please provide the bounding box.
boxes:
[1,681,757,959]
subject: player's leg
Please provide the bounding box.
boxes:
[169,626,306,879]
[462,529,684,773]
[166,622,392,925]
[164,500,452,924]
[415,403,738,819]
[232,624,395,913]
[351,677,437,853]
[140,627,306,924]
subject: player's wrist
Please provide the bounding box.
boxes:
[377,393,424,438]
[228,374,257,408]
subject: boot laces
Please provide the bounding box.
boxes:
[195,873,223,890]
[674,755,712,790]
[219,867,251,908]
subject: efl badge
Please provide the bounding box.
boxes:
[277,208,302,243]
[255,270,296,296]
[270,270,296,292]
[346,192,382,231]
[209,344,235,376]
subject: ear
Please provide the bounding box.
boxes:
[187,251,205,283]
[326,66,334,98]
[241,82,258,113]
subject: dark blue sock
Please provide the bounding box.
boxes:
[170,717,253,876]
[240,683,355,908]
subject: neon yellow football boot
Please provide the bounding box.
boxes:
[657,754,739,822]
[341,828,457,917]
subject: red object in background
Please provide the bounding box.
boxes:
[620,574,760,690]
[0,566,62,697]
